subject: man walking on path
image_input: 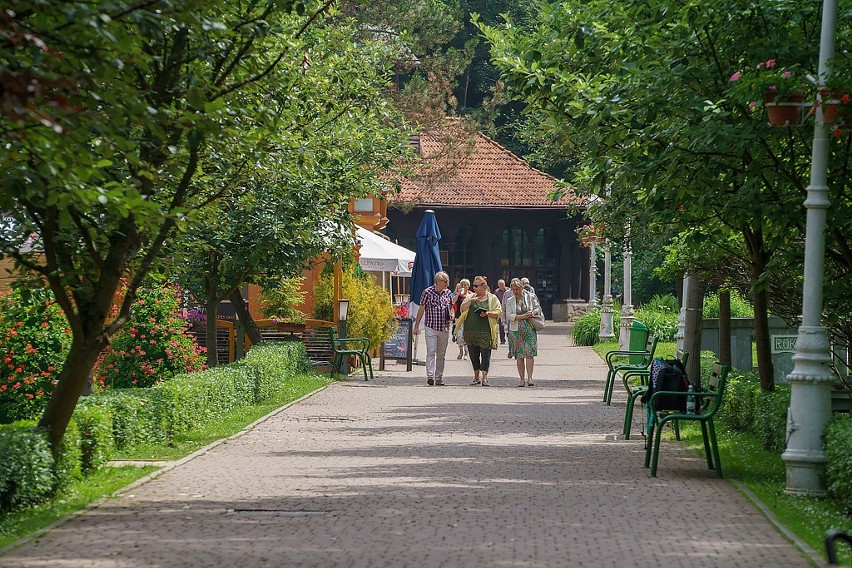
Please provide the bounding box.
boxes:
[413,271,453,385]
[494,279,508,345]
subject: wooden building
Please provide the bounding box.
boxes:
[385,128,589,318]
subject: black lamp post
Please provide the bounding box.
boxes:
[338,298,350,375]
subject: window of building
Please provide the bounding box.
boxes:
[502,226,531,267]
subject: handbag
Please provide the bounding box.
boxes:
[530,313,545,331]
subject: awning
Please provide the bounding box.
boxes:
[356,227,415,277]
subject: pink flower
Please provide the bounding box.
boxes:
[749,101,758,110]
[781,70,791,78]
[730,71,741,82]
[765,59,776,69]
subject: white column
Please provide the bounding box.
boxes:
[675,273,689,353]
[588,240,598,309]
[782,0,837,496]
[599,241,615,340]
[619,229,634,350]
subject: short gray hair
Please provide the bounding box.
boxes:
[434,271,450,284]
[521,277,530,285]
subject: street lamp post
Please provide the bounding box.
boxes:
[599,240,615,341]
[338,298,350,376]
[619,226,634,350]
[781,0,837,496]
[588,240,598,309]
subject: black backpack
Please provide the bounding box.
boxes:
[641,357,689,411]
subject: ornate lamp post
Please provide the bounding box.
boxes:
[781,0,837,496]
[599,239,615,340]
[588,238,598,309]
[619,224,634,350]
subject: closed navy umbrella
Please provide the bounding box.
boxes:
[410,210,443,304]
[409,210,443,363]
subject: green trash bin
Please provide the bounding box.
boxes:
[628,320,650,364]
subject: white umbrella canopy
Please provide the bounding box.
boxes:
[356,227,415,277]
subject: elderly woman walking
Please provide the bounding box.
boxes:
[505,277,542,387]
[456,275,501,386]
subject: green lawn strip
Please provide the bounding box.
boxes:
[113,372,331,461]
[0,466,157,550]
[675,423,852,565]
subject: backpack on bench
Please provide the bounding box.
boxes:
[641,357,689,412]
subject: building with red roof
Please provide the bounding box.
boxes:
[386,127,591,318]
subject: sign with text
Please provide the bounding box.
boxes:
[771,334,798,385]
[381,318,412,371]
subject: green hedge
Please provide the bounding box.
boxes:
[0,422,55,513]
[824,413,852,513]
[74,404,115,473]
[0,341,307,516]
[718,370,790,451]
[83,341,306,450]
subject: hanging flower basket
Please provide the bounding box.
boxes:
[819,88,850,126]
[765,92,807,126]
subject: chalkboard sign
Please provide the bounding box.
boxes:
[380,318,413,371]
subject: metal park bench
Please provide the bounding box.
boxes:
[644,362,730,478]
[602,334,658,405]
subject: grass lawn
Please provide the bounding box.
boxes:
[0,372,331,551]
[0,466,157,550]
[593,340,852,565]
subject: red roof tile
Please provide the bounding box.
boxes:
[389,128,583,209]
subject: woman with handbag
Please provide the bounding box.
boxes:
[456,275,502,386]
[505,278,543,387]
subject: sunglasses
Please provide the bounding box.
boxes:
[472,283,484,288]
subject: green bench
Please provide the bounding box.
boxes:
[622,349,689,440]
[644,362,730,478]
[300,319,373,381]
[333,337,374,382]
[602,335,658,405]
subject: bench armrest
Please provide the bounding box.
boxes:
[605,349,650,364]
[334,337,371,353]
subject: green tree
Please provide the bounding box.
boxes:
[171,16,407,365]
[0,0,340,450]
[479,0,852,389]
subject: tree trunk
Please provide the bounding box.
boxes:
[745,229,776,391]
[753,284,775,391]
[684,273,705,388]
[230,288,261,346]
[719,289,732,367]
[38,333,107,452]
[205,294,220,368]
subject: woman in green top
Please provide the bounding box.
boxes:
[457,275,502,386]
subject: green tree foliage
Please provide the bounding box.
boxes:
[478,0,852,389]
[313,266,396,353]
[0,0,344,449]
[170,15,408,364]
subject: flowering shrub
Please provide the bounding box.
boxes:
[0,288,71,423]
[93,285,205,389]
[729,60,813,108]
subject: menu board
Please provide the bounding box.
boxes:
[381,318,412,371]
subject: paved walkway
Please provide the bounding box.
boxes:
[1,323,815,567]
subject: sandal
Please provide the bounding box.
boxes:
[481,381,490,387]
[527,382,534,387]
[517,382,526,387]
[470,379,481,385]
